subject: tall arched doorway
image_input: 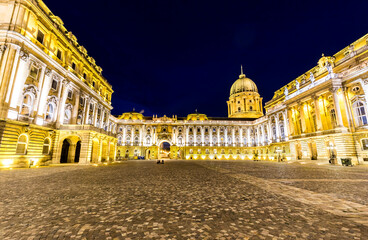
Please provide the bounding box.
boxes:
[159,141,171,159]
[60,139,70,163]
[75,141,81,163]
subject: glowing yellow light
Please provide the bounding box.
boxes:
[193,155,198,160]
[248,155,254,159]
[286,157,291,160]
[241,155,245,160]
[93,164,98,167]
[3,159,13,167]
[201,155,205,160]
[209,155,214,160]
[186,155,190,160]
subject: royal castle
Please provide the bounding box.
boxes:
[1,0,368,168]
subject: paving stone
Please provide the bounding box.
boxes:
[0,160,368,239]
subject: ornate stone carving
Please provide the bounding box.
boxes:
[295,80,300,90]
[309,72,315,83]
[0,44,7,54]
[23,85,38,96]
[45,67,52,77]
[19,49,29,62]
[47,95,58,105]
[329,87,340,93]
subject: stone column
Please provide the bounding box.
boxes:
[93,104,99,126]
[68,143,77,163]
[298,102,307,133]
[224,127,228,146]
[312,95,323,131]
[84,97,90,125]
[331,87,344,127]
[275,115,280,142]
[342,87,354,129]
[9,49,30,111]
[209,127,213,146]
[217,128,220,146]
[35,67,52,124]
[240,128,243,146]
[232,128,235,146]
[71,90,80,124]
[201,127,205,146]
[287,108,294,136]
[247,128,251,147]
[283,110,289,141]
[261,125,265,145]
[56,79,70,127]
[193,126,197,146]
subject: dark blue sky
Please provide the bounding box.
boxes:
[44,0,368,117]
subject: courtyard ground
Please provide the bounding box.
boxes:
[1,160,368,239]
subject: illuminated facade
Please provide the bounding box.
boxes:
[116,35,368,165]
[0,0,117,168]
[1,1,368,168]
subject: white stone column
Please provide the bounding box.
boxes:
[209,127,213,146]
[283,110,289,141]
[312,96,322,131]
[201,127,204,146]
[84,98,90,124]
[93,104,99,126]
[240,128,243,146]
[224,127,228,146]
[123,126,127,146]
[275,115,280,142]
[261,125,265,145]
[217,128,220,146]
[35,67,52,125]
[331,87,344,127]
[232,128,235,146]
[71,90,80,124]
[247,128,251,147]
[131,127,135,146]
[56,79,70,127]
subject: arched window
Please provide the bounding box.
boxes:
[243,137,247,145]
[21,94,33,116]
[118,136,122,145]
[64,109,71,124]
[205,149,209,154]
[279,124,285,140]
[16,134,28,154]
[146,136,151,145]
[42,138,50,155]
[353,101,368,126]
[45,103,54,121]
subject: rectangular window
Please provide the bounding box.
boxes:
[67,90,73,99]
[83,73,87,79]
[362,139,368,150]
[29,66,39,80]
[51,79,58,90]
[71,62,76,70]
[92,81,95,87]
[56,49,62,60]
[37,30,44,44]
[80,97,84,106]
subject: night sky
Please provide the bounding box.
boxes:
[43,0,368,117]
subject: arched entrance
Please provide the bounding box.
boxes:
[60,137,82,163]
[75,141,81,163]
[60,139,70,163]
[159,141,171,159]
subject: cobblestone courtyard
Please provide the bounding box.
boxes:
[1,160,368,239]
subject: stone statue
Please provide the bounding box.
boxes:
[326,62,333,75]
[295,80,300,90]
[284,87,288,96]
[309,72,315,83]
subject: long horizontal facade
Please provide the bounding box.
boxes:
[1,0,368,168]
[116,35,368,165]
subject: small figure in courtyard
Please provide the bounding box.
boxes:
[161,160,165,164]
[157,159,160,164]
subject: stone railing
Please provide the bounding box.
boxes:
[60,124,116,137]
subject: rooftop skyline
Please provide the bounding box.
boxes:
[44,0,368,117]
